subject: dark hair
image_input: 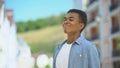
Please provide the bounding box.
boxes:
[67,9,87,32]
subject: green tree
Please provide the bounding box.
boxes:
[16,13,65,33]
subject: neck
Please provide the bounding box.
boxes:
[67,32,81,44]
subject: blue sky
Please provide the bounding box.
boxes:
[5,0,73,22]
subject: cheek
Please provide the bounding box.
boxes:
[74,24,81,31]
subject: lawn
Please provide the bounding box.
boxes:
[17,25,66,56]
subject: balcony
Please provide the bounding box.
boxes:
[111,16,120,34]
[111,25,120,34]
[91,34,99,40]
[88,10,98,24]
[87,0,98,7]
[88,18,95,24]
[90,26,99,40]
[112,37,120,57]
[110,4,119,11]
[109,0,119,11]
[112,49,120,57]
[113,61,120,68]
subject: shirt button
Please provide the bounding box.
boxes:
[80,54,82,57]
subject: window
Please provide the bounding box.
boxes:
[113,61,120,68]
[111,16,119,34]
[110,0,119,11]
[112,37,120,57]
[90,26,99,40]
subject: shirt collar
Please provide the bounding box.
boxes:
[74,35,85,45]
[59,35,85,48]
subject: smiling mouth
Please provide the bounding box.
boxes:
[64,24,71,26]
[64,25,71,29]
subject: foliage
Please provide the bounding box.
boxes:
[117,36,120,49]
[45,64,50,68]
[16,13,65,33]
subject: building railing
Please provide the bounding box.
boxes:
[88,15,99,24]
[113,61,120,68]
[111,25,120,34]
[109,3,119,11]
[87,0,98,7]
[91,34,99,40]
[88,18,95,24]
[112,49,120,57]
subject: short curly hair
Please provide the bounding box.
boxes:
[67,9,87,32]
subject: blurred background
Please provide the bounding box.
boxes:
[0,0,120,68]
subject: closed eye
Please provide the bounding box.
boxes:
[69,18,74,21]
[64,17,74,22]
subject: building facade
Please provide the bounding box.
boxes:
[74,0,120,68]
[0,1,35,68]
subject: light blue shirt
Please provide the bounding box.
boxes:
[53,36,100,68]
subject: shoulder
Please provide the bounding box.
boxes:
[82,38,97,51]
[82,37,95,46]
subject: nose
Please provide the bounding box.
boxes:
[64,19,70,24]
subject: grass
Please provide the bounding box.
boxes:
[17,25,66,56]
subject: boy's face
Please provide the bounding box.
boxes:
[63,12,84,35]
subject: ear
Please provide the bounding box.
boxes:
[79,23,84,30]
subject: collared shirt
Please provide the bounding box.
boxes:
[53,36,100,68]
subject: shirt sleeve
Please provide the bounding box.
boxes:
[88,44,101,68]
[53,46,59,68]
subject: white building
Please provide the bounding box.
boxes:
[0,1,35,68]
[17,37,35,68]
[0,1,6,68]
[74,0,120,68]
[0,2,18,67]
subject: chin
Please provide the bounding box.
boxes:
[64,30,70,34]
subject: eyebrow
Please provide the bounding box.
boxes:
[64,16,74,19]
